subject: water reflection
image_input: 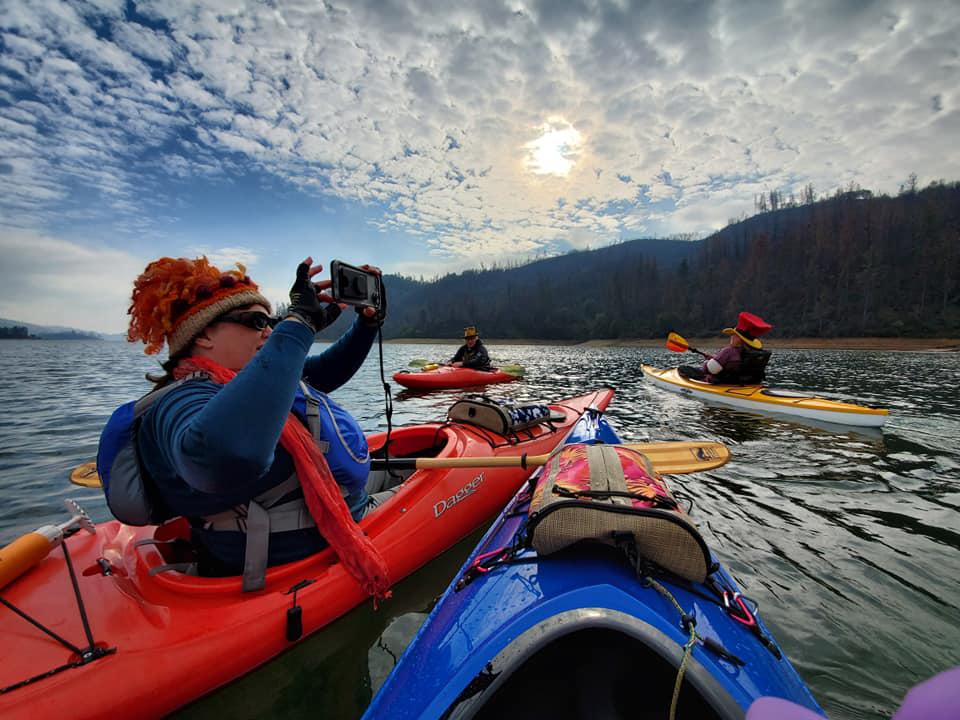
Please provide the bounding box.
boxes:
[1,340,958,720]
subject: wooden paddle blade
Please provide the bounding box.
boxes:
[70,461,102,488]
[628,441,730,474]
[378,441,730,475]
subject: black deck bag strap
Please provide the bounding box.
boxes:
[448,395,564,434]
[527,443,711,583]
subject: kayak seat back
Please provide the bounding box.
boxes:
[527,444,711,582]
[736,346,771,383]
[138,425,456,590]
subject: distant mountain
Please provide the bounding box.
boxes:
[0,318,104,340]
[318,183,960,340]
[316,237,701,340]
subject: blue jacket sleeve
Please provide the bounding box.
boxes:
[302,316,377,393]
[142,320,317,493]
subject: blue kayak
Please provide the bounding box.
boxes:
[365,409,824,720]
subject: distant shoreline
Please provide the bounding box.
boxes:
[383,337,960,351]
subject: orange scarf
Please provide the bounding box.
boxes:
[176,357,392,601]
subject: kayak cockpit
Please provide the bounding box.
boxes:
[127,424,455,593]
[443,609,742,720]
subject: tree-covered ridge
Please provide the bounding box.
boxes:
[0,326,31,339]
[315,181,958,340]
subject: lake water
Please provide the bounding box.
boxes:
[1,339,958,719]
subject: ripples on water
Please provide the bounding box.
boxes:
[1,339,958,719]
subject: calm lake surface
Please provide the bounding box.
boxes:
[1,339,958,719]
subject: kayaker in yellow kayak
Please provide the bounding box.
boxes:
[678,312,773,384]
[96,256,394,598]
[447,325,492,370]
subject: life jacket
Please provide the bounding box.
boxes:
[712,346,771,385]
[97,376,370,590]
[459,340,491,370]
[734,346,771,384]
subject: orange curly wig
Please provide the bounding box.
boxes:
[128,257,270,356]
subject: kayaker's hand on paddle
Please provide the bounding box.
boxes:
[287,257,343,332]
[353,264,387,328]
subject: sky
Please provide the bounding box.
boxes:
[1,0,958,333]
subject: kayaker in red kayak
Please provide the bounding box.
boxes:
[97,256,394,597]
[678,311,773,384]
[447,325,492,370]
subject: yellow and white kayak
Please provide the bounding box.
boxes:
[641,365,888,427]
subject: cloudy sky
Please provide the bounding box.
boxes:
[1,0,958,332]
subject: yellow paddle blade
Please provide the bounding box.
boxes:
[410,441,730,475]
[69,461,101,488]
[499,364,525,377]
[408,358,433,367]
[666,332,690,352]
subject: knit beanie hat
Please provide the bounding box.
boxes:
[127,257,271,356]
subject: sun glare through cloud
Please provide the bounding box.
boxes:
[524,120,583,177]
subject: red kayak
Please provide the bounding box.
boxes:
[393,365,518,390]
[0,389,613,719]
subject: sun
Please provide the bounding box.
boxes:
[524,119,583,177]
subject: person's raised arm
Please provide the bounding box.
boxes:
[148,258,346,491]
[302,317,376,393]
[147,319,317,492]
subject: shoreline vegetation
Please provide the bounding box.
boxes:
[383,337,960,351]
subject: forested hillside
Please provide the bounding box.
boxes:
[319,182,959,340]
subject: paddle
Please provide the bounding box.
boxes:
[408,358,433,367]
[368,441,729,474]
[70,462,101,488]
[666,332,710,358]
[68,440,729,490]
[498,363,524,377]
[0,499,95,590]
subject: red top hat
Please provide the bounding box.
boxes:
[723,312,772,349]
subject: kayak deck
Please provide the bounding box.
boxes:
[365,412,824,719]
[641,364,887,427]
[0,389,613,719]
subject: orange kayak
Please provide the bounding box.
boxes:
[0,388,613,719]
[392,365,518,390]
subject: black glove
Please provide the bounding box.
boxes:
[287,262,341,332]
[356,273,387,328]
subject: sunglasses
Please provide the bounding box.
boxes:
[217,311,278,331]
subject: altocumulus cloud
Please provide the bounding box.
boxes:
[0,0,958,265]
